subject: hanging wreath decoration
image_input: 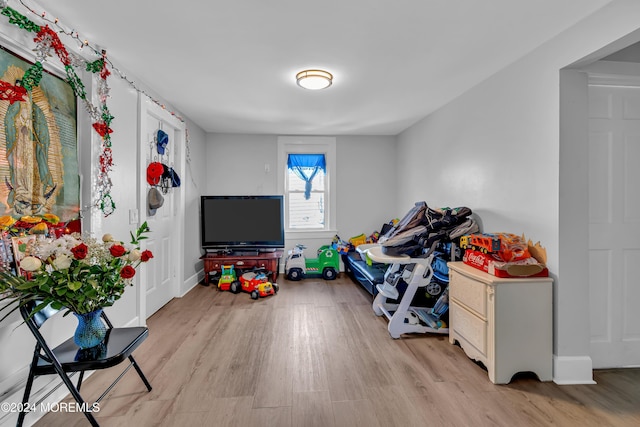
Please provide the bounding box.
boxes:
[0,6,116,216]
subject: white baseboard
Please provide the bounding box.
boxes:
[553,355,596,385]
[180,270,203,297]
[123,316,140,327]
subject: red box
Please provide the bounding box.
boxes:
[463,249,548,278]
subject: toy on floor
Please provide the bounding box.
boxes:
[217,265,240,291]
[235,270,278,299]
[285,244,340,281]
[331,235,351,254]
[349,233,367,247]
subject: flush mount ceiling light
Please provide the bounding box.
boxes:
[296,69,333,90]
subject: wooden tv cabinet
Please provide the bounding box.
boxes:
[200,250,284,285]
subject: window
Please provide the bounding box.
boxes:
[287,153,326,229]
[277,136,336,235]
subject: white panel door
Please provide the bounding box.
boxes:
[588,83,640,368]
[143,111,179,318]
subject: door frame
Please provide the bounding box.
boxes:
[559,60,640,381]
[585,64,640,368]
[136,96,186,322]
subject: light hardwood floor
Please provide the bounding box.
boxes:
[35,276,640,427]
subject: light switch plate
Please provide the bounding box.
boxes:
[129,209,139,224]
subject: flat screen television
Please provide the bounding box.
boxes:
[200,195,285,252]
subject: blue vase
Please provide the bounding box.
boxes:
[73,309,107,349]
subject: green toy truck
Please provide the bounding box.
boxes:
[285,244,340,281]
[217,265,240,291]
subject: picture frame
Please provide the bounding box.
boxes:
[0,43,80,222]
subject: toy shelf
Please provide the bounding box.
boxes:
[367,245,449,339]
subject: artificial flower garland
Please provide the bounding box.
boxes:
[0,213,70,237]
[0,6,116,216]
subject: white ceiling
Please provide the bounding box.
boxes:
[38,0,611,136]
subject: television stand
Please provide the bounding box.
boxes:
[200,250,284,285]
[228,250,260,256]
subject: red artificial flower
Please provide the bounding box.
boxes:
[0,81,27,104]
[34,25,70,66]
[71,243,88,260]
[92,122,113,137]
[100,65,111,80]
[140,250,154,262]
[13,220,35,230]
[120,265,136,279]
[109,244,126,257]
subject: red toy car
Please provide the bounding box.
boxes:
[232,270,278,299]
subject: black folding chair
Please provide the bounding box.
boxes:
[17,301,152,427]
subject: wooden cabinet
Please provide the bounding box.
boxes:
[448,262,553,384]
[200,250,283,284]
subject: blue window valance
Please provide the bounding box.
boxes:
[287,153,326,200]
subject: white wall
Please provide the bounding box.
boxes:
[205,133,398,259]
[206,133,279,196]
[397,0,640,383]
[334,135,398,236]
[0,25,98,426]
[0,60,144,426]
[0,17,208,427]
[182,119,207,290]
[99,72,142,327]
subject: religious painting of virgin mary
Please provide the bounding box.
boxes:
[0,45,79,223]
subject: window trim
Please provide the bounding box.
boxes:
[277,136,337,237]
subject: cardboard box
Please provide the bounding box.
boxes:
[463,249,548,278]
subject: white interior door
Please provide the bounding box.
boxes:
[588,81,640,368]
[139,100,184,318]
